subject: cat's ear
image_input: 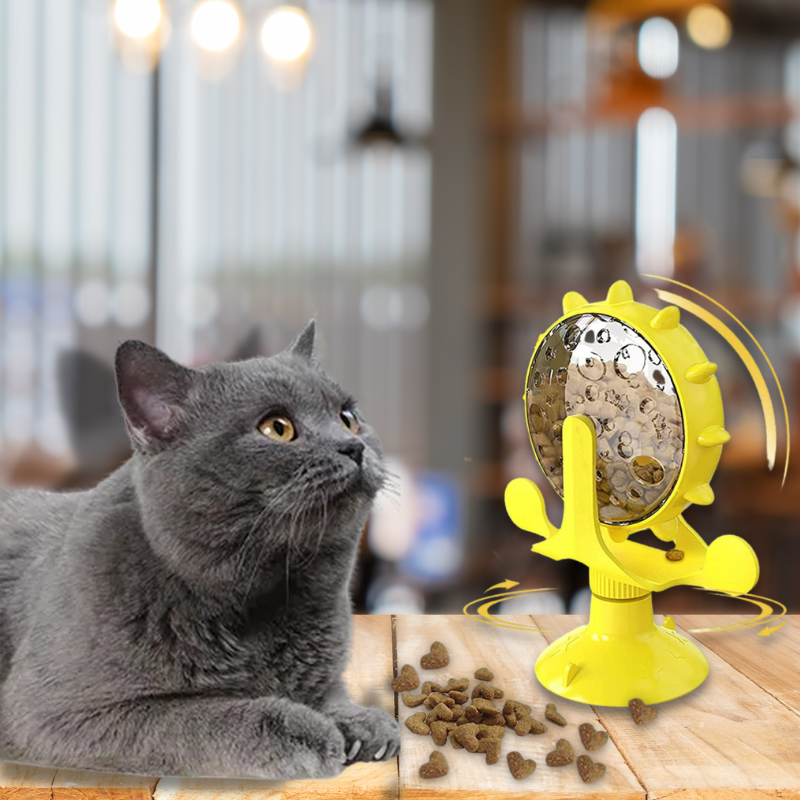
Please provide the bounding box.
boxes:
[114,341,194,450]
[284,318,316,363]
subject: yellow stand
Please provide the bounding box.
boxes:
[506,281,759,707]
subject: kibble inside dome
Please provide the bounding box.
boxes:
[526,313,684,525]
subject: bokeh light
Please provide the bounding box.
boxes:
[638,17,680,79]
[261,6,312,62]
[114,0,162,39]
[687,4,732,50]
[191,0,240,52]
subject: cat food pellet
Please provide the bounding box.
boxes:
[444,678,469,692]
[464,705,482,723]
[451,722,481,752]
[477,724,506,739]
[419,751,448,779]
[449,690,469,705]
[472,698,499,715]
[420,642,449,670]
[666,549,684,561]
[503,699,531,728]
[430,720,457,746]
[450,704,465,722]
[421,681,444,695]
[475,667,494,681]
[508,751,536,780]
[402,692,427,708]
[471,682,496,700]
[392,664,419,693]
[424,692,455,709]
[577,754,606,783]
[545,703,567,726]
[477,736,501,765]
[405,712,430,736]
[629,698,657,725]
[579,722,608,751]
[427,702,454,723]
[546,738,574,766]
[514,715,546,735]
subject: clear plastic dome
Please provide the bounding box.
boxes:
[526,313,684,525]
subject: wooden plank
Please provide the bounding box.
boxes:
[154,614,398,800]
[394,614,644,800]
[51,771,157,800]
[533,614,800,799]
[673,615,800,719]
[0,763,56,800]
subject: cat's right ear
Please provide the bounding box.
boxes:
[114,341,194,451]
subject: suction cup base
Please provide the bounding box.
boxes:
[535,590,708,706]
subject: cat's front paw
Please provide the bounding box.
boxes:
[327,705,401,765]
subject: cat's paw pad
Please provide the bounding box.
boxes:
[331,706,401,765]
[269,705,347,778]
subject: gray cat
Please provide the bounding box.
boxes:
[0,321,401,779]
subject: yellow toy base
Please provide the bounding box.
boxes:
[535,591,709,707]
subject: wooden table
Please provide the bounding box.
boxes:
[2,614,799,799]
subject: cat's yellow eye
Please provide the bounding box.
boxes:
[340,409,360,434]
[258,415,296,442]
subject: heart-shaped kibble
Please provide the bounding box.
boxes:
[421,681,445,695]
[515,715,546,736]
[579,722,608,751]
[629,698,658,725]
[545,703,567,726]
[421,641,450,669]
[503,699,532,728]
[507,751,536,780]
[392,664,419,693]
[477,736,501,764]
[444,678,469,692]
[419,750,448,779]
[666,549,684,561]
[449,690,469,705]
[405,712,430,736]
[451,722,481,752]
[427,702,454,723]
[430,720,457,746]
[402,692,427,708]
[475,667,494,681]
[472,682,495,700]
[577,754,606,784]
[546,738,575,766]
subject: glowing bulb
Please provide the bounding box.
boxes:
[191,0,240,51]
[687,4,732,50]
[638,17,679,79]
[114,0,162,39]
[261,6,312,62]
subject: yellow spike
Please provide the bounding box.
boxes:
[563,291,588,314]
[698,426,731,447]
[606,280,634,305]
[685,361,717,384]
[563,662,580,687]
[663,616,676,630]
[684,483,715,506]
[651,305,680,330]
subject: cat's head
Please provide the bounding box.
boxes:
[113,321,385,591]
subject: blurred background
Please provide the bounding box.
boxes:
[1,0,799,616]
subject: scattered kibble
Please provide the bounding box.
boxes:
[427,702,454,723]
[507,751,536,780]
[420,641,449,670]
[405,712,430,736]
[430,720,456,746]
[402,692,427,708]
[419,750,448,779]
[577,754,606,783]
[475,667,494,681]
[666,549,684,561]
[629,698,657,725]
[392,664,419,693]
[545,703,567,726]
[579,722,608,751]
[546,739,575,767]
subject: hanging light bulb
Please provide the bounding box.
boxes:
[191,0,240,51]
[687,4,732,50]
[638,17,680,79]
[114,0,162,39]
[261,6,312,62]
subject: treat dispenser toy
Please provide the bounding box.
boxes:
[505,280,759,706]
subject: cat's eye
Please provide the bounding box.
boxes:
[340,409,360,434]
[258,415,296,443]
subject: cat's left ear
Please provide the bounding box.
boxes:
[284,318,317,364]
[114,341,195,451]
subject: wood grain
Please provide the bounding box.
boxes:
[673,615,800,719]
[153,614,398,800]
[0,763,57,800]
[52,771,158,800]
[533,614,800,799]
[395,614,644,800]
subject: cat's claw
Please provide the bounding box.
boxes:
[373,744,387,760]
[347,740,362,761]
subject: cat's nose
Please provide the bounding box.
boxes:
[338,440,364,466]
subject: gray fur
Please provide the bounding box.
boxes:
[0,322,400,779]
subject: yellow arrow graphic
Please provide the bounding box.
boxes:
[486,579,520,592]
[463,588,556,633]
[688,591,787,634]
[758,620,787,637]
